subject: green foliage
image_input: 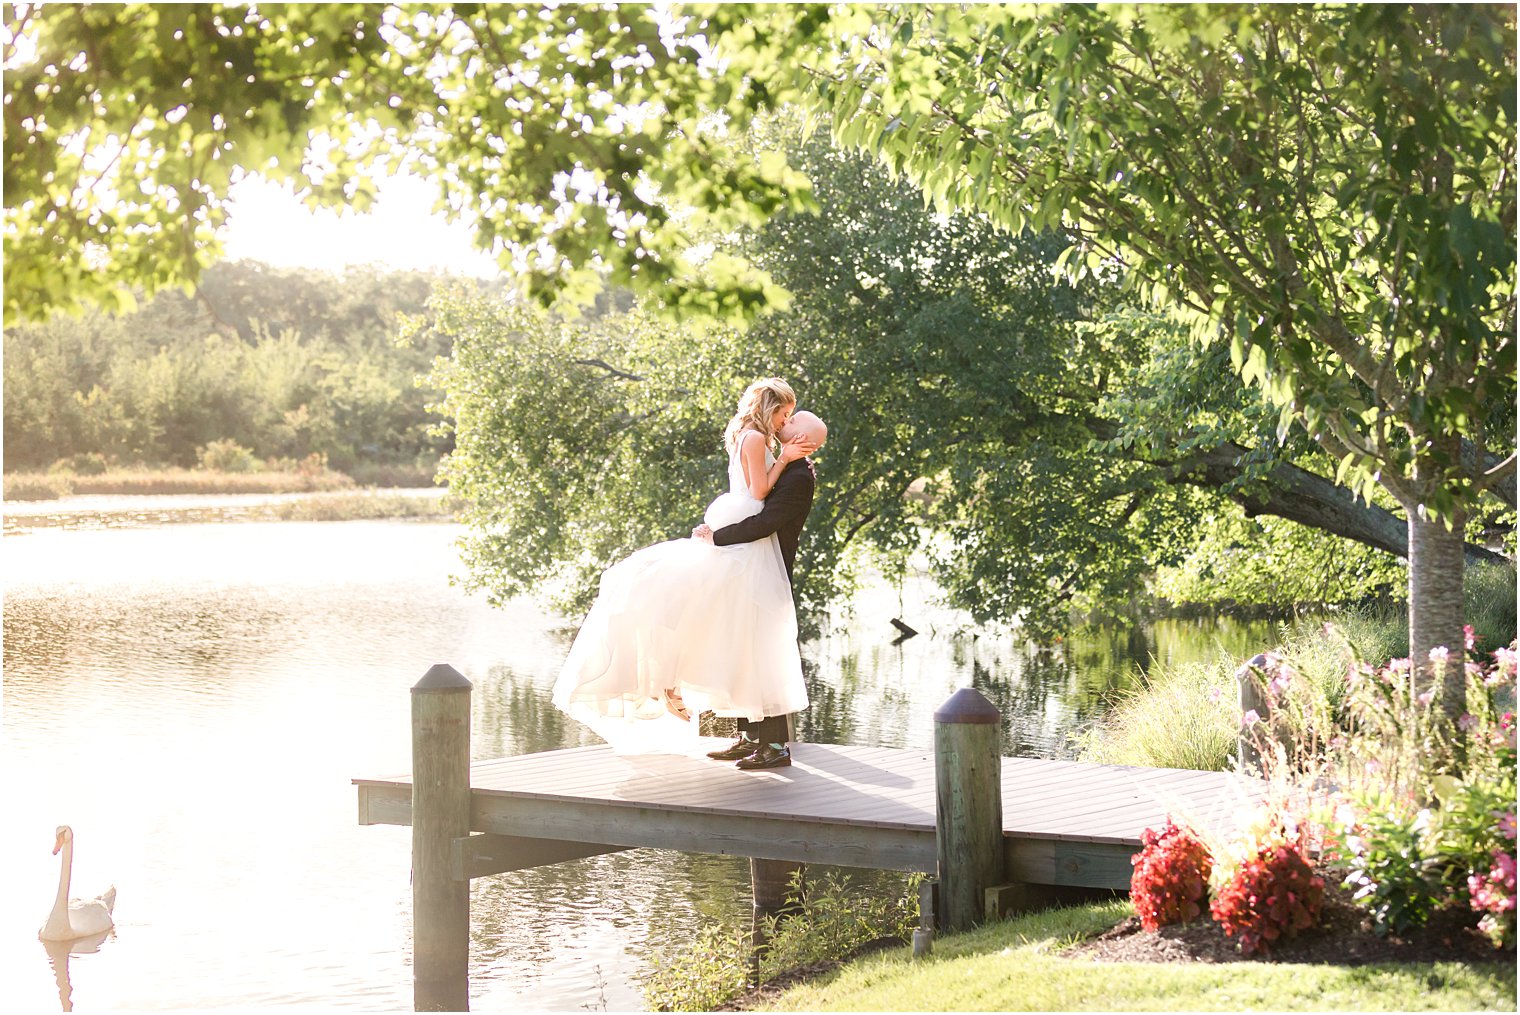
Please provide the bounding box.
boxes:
[1463,562,1520,655]
[1152,504,1406,611]
[640,921,751,1013]
[1077,569,1518,771]
[3,3,803,324]
[11,4,1513,664]
[1321,643,1517,941]
[3,472,73,501]
[2,260,451,476]
[436,126,1455,630]
[641,869,919,1012]
[1337,799,1448,937]
[196,438,258,473]
[1072,656,1239,771]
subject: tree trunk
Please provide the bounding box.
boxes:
[1406,504,1468,723]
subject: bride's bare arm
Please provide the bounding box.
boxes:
[740,430,811,500]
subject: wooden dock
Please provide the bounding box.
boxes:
[357,667,1262,1010]
[355,738,1259,889]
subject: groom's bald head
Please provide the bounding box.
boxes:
[786,410,828,449]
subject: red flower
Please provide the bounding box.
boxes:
[1131,818,1214,932]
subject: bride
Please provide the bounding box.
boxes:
[551,377,815,754]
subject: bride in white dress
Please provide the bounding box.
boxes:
[551,378,814,754]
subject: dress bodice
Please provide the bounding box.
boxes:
[729,431,774,498]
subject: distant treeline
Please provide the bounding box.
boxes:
[4,261,483,478]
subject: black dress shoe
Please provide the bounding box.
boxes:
[735,744,791,770]
[706,738,760,761]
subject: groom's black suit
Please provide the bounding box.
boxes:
[712,456,816,742]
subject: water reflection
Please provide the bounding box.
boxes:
[3,520,1277,1011]
[41,930,112,1013]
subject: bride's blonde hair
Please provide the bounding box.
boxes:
[723,377,796,453]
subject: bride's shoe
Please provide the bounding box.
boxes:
[663,688,692,721]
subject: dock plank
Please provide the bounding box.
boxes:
[354,739,1259,888]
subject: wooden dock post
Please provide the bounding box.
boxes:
[411,664,472,1012]
[933,687,1003,932]
[1235,653,1270,775]
[748,858,805,982]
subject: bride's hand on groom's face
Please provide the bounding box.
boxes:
[780,435,816,463]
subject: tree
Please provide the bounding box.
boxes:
[7,4,1514,703]
[762,3,1517,709]
[432,129,1471,634]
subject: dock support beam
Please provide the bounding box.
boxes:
[1235,653,1270,774]
[412,664,472,1012]
[748,858,805,982]
[934,687,1003,932]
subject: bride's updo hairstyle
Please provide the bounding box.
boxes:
[723,377,796,453]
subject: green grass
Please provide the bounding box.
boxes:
[759,903,1517,1012]
[1073,569,1519,773]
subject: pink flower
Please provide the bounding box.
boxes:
[1417,691,1434,708]
[1494,645,1517,676]
[1464,625,1477,651]
[1429,645,1451,666]
[1242,709,1261,728]
[1388,657,1412,674]
[1459,713,1479,732]
[1471,851,1518,920]
[1497,811,1517,841]
[1499,713,1518,750]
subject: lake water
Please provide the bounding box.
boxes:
[1,512,1275,1011]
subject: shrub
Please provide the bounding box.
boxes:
[1130,818,1214,931]
[48,452,109,476]
[1332,798,1445,936]
[196,439,260,473]
[1071,656,1239,771]
[1468,850,1516,949]
[641,869,918,1011]
[1328,640,1518,942]
[1209,815,1324,955]
[4,473,74,500]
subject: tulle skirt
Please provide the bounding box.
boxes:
[551,491,809,754]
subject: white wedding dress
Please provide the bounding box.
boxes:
[551,432,809,754]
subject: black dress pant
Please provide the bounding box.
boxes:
[739,714,789,743]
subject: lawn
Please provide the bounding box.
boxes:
[755,902,1517,1012]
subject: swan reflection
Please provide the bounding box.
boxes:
[42,929,112,1012]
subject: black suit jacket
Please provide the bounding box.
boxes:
[712,457,815,583]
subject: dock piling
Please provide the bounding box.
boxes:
[411,664,472,1012]
[933,687,1003,932]
[748,858,805,983]
[1235,653,1270,774]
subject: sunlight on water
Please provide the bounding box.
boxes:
[2,518,1273,1010]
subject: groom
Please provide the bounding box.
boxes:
[692,410,828,770]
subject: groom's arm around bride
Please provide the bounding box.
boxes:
[692,411,827,769]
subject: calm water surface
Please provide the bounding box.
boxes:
[2,515,1274,1011]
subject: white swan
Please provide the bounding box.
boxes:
[39,826,116,942]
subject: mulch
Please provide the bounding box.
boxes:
[1067,872,1511,967]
